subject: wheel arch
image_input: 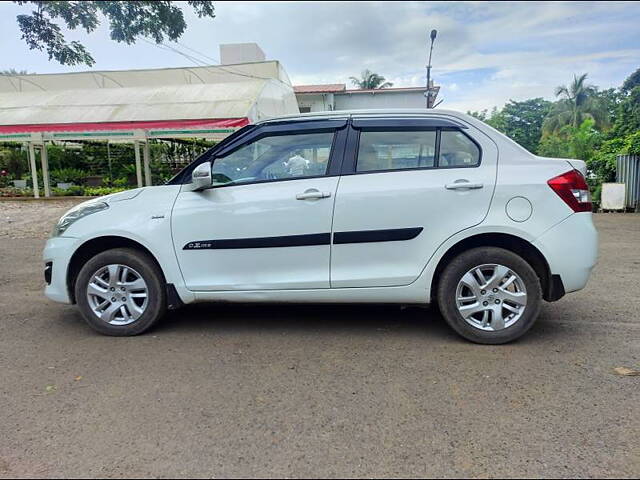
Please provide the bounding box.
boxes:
[429,232,557,303]
[67,235,167,304]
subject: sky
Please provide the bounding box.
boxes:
[1,1,639,112]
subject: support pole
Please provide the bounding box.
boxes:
[143,141,152,186]
[134,141,143,188]
[28,143,39,198]
[40,143,51,197]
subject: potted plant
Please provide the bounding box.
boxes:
[3,149,27,188]
[51,168,86,190]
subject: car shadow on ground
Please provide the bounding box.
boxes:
[148,302,565,345]
[157,302,454,338]
[53,301,567,345]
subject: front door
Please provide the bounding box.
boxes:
[330,117,498,288]
[172,127,341,291]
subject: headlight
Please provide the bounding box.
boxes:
[52,202,109,237]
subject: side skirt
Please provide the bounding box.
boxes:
[190,283,429,305]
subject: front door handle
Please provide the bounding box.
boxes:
[296,189,332,200]
[445,181,484,190]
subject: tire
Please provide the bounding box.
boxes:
[75,248,166,336]
[436,247,542,344]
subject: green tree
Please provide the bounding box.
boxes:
[467,110,489,121]
[469,100,551,152]
[594,88,623,125]
[537,133,571,158]
[543,73,608,135]
[467,107,505,131]
[621,67,640,93]
[612,87,640,137]
[12,1,215,66]
[497,98,552,153]
[349,69,394,89]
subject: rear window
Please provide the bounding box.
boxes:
[356,131,437,172]
[355,128,480,172]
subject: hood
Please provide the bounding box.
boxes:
[536,156,587,177]
[102,187,146,204]
[61,187,146,214]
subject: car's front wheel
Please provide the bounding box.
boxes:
[75,248,166,336]
[437,247,542,344]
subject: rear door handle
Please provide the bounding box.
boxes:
[445,181,484,190]
[296,189,332,200]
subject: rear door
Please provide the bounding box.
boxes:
[330,116,498,288]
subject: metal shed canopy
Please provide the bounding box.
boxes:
[0,61,300,142]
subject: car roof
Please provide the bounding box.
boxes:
[256,108,466,125]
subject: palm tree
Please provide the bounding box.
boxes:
[543,73,608,135]
[349,69,394,89]
[0,69,28,75]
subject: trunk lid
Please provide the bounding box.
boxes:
[536,156,587,177]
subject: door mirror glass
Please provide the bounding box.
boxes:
[190,161,212,191]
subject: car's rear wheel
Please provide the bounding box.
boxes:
[75,248,166,336]
[437,247,542,344]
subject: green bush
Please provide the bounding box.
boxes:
[52,185,85,196]
[625,131,640,155]
[0,186,33,197]
[50,168,87,184]
[84,186,126,196]
[111,177,129,188]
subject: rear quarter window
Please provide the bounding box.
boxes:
[439,130,480,167]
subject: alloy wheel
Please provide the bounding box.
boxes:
[86,264,149,326]
[455,263,527,331]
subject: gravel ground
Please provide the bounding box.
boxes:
[0,199,639,478]
[1,199,82,239]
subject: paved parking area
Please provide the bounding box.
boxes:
[0,201,639,478]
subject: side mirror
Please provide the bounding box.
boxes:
[189,162,212,191]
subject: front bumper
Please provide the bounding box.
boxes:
[534,212,598,294]
[43,236,78,304]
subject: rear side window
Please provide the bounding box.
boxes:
[355,128,480,172]
[356,131,437,172]
[439,130,480,167]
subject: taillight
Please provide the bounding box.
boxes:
[547,169,592,213]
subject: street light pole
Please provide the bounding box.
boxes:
[426,29,437,108]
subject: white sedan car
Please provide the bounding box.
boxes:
[43,109,598,344]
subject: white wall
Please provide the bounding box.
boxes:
[220,43,266,65]
[296,93,335,113]
[334,91,427,110]
[296,90,428,113]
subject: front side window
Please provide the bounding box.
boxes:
[211,131,334,186]
[356,130,437,172]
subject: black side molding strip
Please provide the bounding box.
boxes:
[183,227,423,250]
[333,227,423,245]
[184,233,330,250]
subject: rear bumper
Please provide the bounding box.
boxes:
[42,236,78,304]
[534,213,598,295]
